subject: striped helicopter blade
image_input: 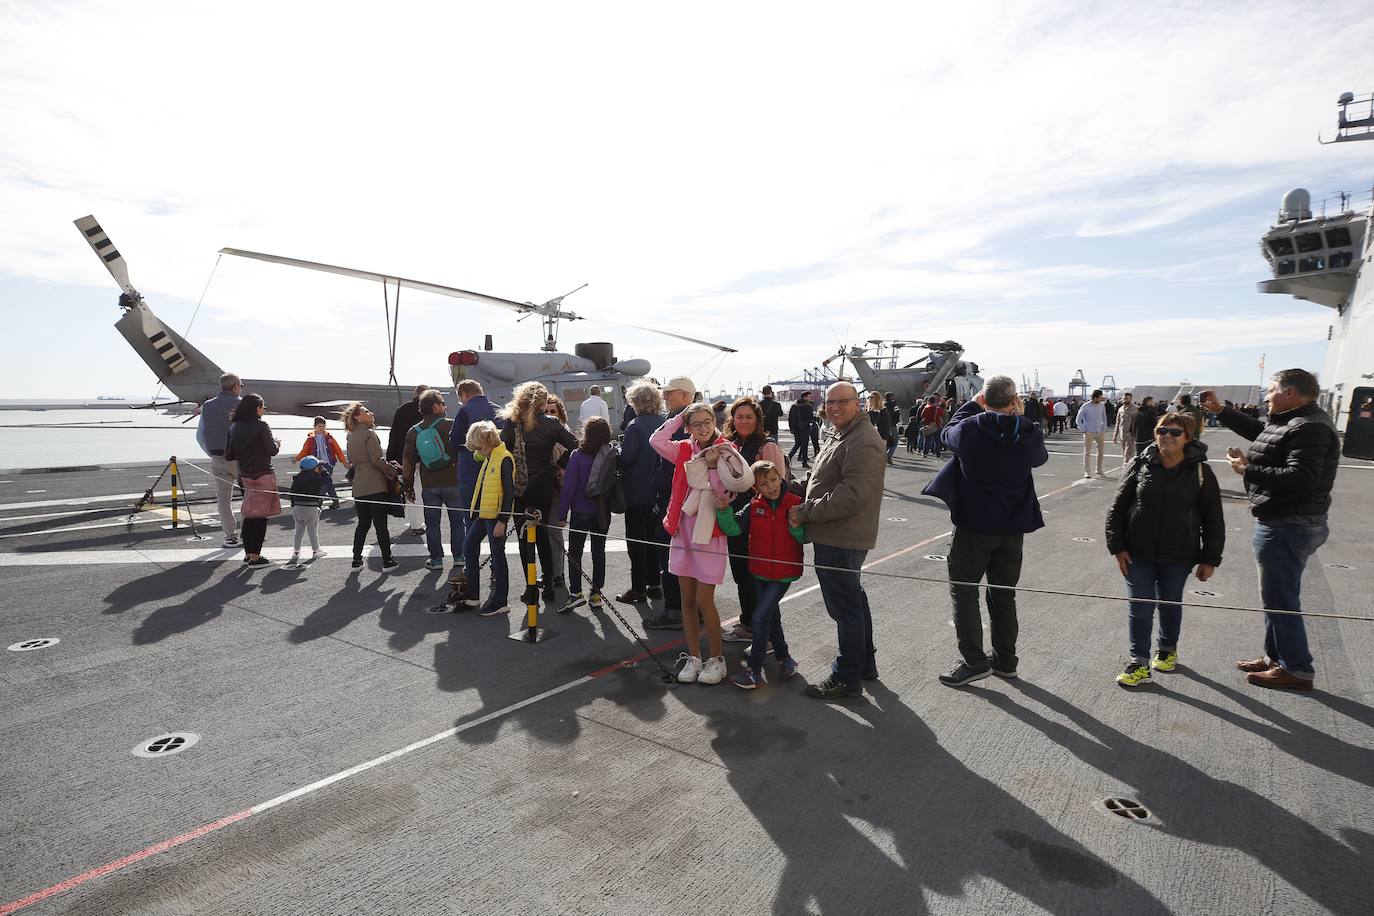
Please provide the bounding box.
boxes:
[73,215,138,298]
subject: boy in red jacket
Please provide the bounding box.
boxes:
[715,460,806,689]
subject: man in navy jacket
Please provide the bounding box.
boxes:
[923,375,1048,687]
[449,380,498,554]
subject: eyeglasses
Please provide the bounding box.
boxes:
[688,419,715,430]
[1156,427,1186,438]
[824,398,856,407]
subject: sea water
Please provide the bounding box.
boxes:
[0,410,346,470]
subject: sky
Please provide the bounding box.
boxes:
[2,0,1372,400]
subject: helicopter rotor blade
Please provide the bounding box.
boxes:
[219,248,538,315]
[610,320,738,353]
[74,215,138,298]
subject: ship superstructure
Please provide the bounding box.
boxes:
[1257,91,1374,428]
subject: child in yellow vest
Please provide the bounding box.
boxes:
[459,421,514,616]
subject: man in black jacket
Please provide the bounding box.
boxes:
[1200,369,1339,691]
[387,384,429,534]
[760,385,784,441]
[787,392,815,467]
[1134,396,1158,451]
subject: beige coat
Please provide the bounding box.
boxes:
[797,414,886,550]
[347,426,397,498]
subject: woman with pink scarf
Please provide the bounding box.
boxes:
[651,402,754,684]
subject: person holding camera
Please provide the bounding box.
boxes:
[923,375,1048,686]
[1199,370,1340,690]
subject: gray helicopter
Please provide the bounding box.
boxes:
[822,339,983,411]
[76,215,734,419]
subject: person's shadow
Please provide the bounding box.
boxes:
[985,678,1374,914]
[669,679,1170,914]
[130,568,259,645]
[287,575,404,644]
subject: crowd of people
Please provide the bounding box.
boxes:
[196,364,1340,695]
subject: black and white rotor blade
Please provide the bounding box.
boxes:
[74,215,138,298]
[219,248,536,315]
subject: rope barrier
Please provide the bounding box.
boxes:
[154,457,1374,623]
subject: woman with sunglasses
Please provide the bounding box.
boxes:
[1106,412,1225,687]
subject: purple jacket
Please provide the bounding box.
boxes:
[555,448,600,520]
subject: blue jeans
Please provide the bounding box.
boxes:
[422,483,465,561]
[455,477,475,555]
[320,464,339,501]
[1124,559,1189,663]
[462,517,508,605]
[748,577,792,672]
[1253,519,1329,679]
[814,544,874,685]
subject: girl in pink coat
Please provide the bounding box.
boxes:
[651,402,754,684]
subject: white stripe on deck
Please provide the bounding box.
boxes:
[0,540,630,566]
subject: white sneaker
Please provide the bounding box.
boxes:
[676,653,703,684]
[285,554,302,568]
[312,548,328,560]
[699,656,727,685]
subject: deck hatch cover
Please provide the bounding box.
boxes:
[8,638,59,652]
[132,732,200,758]
[1097,797,1155,823]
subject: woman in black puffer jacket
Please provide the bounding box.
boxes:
[1105,411,1224,687]
[501,382,578,603]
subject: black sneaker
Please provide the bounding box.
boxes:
[381,558,400,571]
[805,676,862,699]
[992,662,1018,679]
[351,558,363,569]
[614,590,647,603]
[939,660,992,687]
[642,614,683,630]
[245,557,271,568]
[861,664,880,682]
[645,586,664,600]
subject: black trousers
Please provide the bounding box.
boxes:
[241,517,268,555]
[787,428,809,464]
[947,527,1023,670]
[353,497,393,561]
[514,473,557,585]
[625,505,662,593]
[727,531,758,622]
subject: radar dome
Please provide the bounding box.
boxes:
[1280,188,1312,222]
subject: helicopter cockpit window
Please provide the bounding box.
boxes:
[1325,227,1353,248]
[1330,250,1354,269]
[1266,236,1295,257]
[1276,259,1296,276]
[1298,255,1325,273]
[1295,233,1324,253]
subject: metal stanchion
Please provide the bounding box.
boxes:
[509,509,555,643]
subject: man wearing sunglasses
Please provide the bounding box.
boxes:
[1199,371,1339,690]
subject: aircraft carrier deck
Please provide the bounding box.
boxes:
[2,429,1371,915]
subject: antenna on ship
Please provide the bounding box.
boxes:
[1319,91,1374,144]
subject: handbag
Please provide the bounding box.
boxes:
[383,474,406,519]
[919,423,938,437]
[241,471,282,519]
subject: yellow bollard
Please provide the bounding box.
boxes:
[169,456,180,529]
[508,512,556,643]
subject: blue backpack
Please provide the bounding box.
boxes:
[414,419,453,471]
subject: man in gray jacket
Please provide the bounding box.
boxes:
[789,381,887,698]
[195,372,243,547]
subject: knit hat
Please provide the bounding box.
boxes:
[299,455,320,471]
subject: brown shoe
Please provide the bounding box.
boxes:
[1236,657,1276,673]
[1246,667,1314,691]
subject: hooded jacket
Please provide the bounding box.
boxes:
[1105,441,1224,566]
[922,400,1048,535]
